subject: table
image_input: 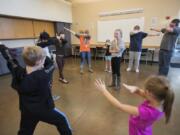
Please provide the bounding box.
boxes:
[72,43,159,63]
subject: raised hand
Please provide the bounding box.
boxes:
[64,27,76,35]
[123,83,138,93]
[95,79,107,92]
[0,44,8,52]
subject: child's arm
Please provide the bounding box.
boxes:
[150,28,162,32]
[64,27,76,35]
[37,39,53,48]
[147,33,160,37]
[0,44,25,90]
[120,41,125,54]
[109,40,120,53]
[95,79,139,115]
[0,44,20,70]
[43,56,55,75]
[123,83,146,98]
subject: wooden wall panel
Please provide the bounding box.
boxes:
[33,20,55,37]
[0,17,55,39]
[0,17,34,39]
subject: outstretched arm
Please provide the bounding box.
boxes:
[147,33,160,37]
[95,79,139,116]
[0,44,25,90]
[122,83,146,98]
[64,27,76,35]
[64,27,91,39]
[0,44,19,70]
[150,28,162,32]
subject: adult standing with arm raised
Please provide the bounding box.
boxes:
[150,19,180,76]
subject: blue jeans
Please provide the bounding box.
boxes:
[159,49,172,76]
[80,51,91,69]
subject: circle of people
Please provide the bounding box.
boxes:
[0,18,179,135]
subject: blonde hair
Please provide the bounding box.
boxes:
[22,46,46,66]
[144,75,174,124]
[115,29,123,38]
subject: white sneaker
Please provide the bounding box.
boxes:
[52,95,60,101]
[135,69,139,73]
[108,70,112,73]
[126,68,131,72]
[88,68,93,73]
[104,69,108,72]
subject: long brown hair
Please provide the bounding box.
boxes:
[144,75,175,124]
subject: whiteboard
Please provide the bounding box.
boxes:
[97,17,144,42]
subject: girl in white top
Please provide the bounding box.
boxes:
[109,29,125,90]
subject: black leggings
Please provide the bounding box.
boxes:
[111,57,121,77]
[18,108,72,135]
[56,55,65,79]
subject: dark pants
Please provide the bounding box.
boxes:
[111,57,121,77]
[56,55,65,79]
[18,108,72,135]
[159,49,172,76]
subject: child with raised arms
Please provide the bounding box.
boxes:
[95,75,174,135]
[0,44,72,135]
[64,27,93,74]
[127,25,159,73]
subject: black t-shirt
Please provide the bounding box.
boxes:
[105,44,111,56]
[54,38,68,56]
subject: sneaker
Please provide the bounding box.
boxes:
[135,69,139,73]
[59,78,69,84]
[108,70,112,73]
[52,95,60,101]
[88,68,93,73]
[126,68,131,72]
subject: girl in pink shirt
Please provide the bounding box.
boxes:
[95,75,174,135]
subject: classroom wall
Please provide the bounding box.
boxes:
[71,0,180,46]
[0,0,72,23]
[0,0,72,48]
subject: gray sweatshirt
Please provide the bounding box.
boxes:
[160,27,180,51]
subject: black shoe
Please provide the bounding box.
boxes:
[108,74,116,87]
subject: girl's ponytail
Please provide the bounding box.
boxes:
[163,89,174,123]
[145,75,175,124]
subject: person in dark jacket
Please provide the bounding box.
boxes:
[36,31,60,100]
[55,32,69,84]
[0,44,72,135]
